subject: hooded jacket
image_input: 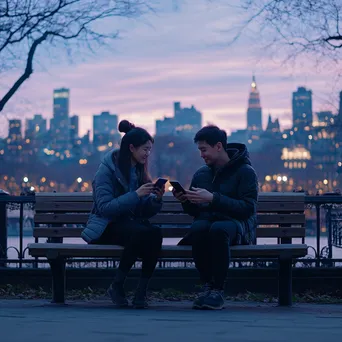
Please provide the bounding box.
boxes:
[180,143,259,245]
[81,150,162,244]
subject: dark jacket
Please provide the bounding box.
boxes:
[180,143,259,245]
[81,150,162,244]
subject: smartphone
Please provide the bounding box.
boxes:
[169,181,186,194]
[154,178,168,189]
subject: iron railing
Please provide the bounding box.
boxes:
[2,193,342,268]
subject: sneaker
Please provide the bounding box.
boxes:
[192,283,212,310]
[132,288,148,309]
[107,282,128,307]
[202,289,225,310]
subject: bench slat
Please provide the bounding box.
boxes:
[34,201,305,213]
[27,242,308,258]
[34,213,306,225]
[35,192,305,203]
[33,226,306,239]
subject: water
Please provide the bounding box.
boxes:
[6,236,342,260]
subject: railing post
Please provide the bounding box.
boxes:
[327,206,333,260]
[0,202,7,267]
[315,203,321,267]
[19,202,24,268]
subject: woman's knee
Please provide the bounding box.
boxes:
[144,224,163,245]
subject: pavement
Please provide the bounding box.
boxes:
[1,299,342,342]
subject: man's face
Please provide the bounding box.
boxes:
[197,141,221,166]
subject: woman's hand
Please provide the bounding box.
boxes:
[136,183,155,197]
[153,184,165,200]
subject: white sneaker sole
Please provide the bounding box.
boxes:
[201,303,224,310]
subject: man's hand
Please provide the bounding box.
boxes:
[172,189,187,203]
[185,187,214,204]
[153,185,165,200]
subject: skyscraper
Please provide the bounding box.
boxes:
[93,111,119,149]
[246,76,262,130]
[51,88,70,148]
[173,102,202,135]
[292,87,313,128]
[7,119,22,154]
[25,114,47,138]
[69,115,79,141]
[8,119,22,139]
[338,91,342,118]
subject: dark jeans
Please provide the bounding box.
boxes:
[191,220,238,289]
[98,219,163,279]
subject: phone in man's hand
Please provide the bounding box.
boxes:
[154,178,168,189]
[169,181,186,194]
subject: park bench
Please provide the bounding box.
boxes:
[28,192,308,306]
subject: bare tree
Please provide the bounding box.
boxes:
[0,0,154,112]
[236,0,342,64]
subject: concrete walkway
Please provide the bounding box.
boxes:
[1,299,342,342]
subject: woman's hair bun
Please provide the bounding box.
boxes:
[118,120,135,134]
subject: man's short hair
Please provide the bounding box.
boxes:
[194,125,227,149]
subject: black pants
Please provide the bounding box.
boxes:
[98,219,163,279]
[191,220,238,289]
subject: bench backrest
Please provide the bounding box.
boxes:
[33,192,306,242]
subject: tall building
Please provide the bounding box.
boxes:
[156,117,175,136]
[246,76,262,131]
[7,119,22,154]
[8,119,22,139]
[173,102,202,135]
[292,87,313,128]
[69,115,79,141]
[51,88,70,148]
[25,114,47,138]
[93,111,119,149]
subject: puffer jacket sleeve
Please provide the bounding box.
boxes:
[140,195,163,219]
[211,166,258,220]
[93,163,140,220]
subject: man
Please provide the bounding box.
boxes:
[173,125,259,310]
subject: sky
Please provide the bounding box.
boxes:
[0,0,341,138]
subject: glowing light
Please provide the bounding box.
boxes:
[77,177,82,183]
[23,177,29,183]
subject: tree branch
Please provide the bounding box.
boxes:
[0,32,48,112]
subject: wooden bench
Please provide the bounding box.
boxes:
[28,192,308,306]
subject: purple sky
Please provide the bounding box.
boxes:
[0,1,340,138]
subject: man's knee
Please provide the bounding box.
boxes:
[191,220,211,235]
[210,221,237,237]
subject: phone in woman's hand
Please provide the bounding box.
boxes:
[154,178,168,189]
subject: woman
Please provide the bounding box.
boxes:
[81,120,164,309]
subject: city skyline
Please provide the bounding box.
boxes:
[0,1,340,138]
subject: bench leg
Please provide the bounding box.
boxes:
[278,257,292,306]
[48,258,66,304]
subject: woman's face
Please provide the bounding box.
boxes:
[130,140,152,164]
